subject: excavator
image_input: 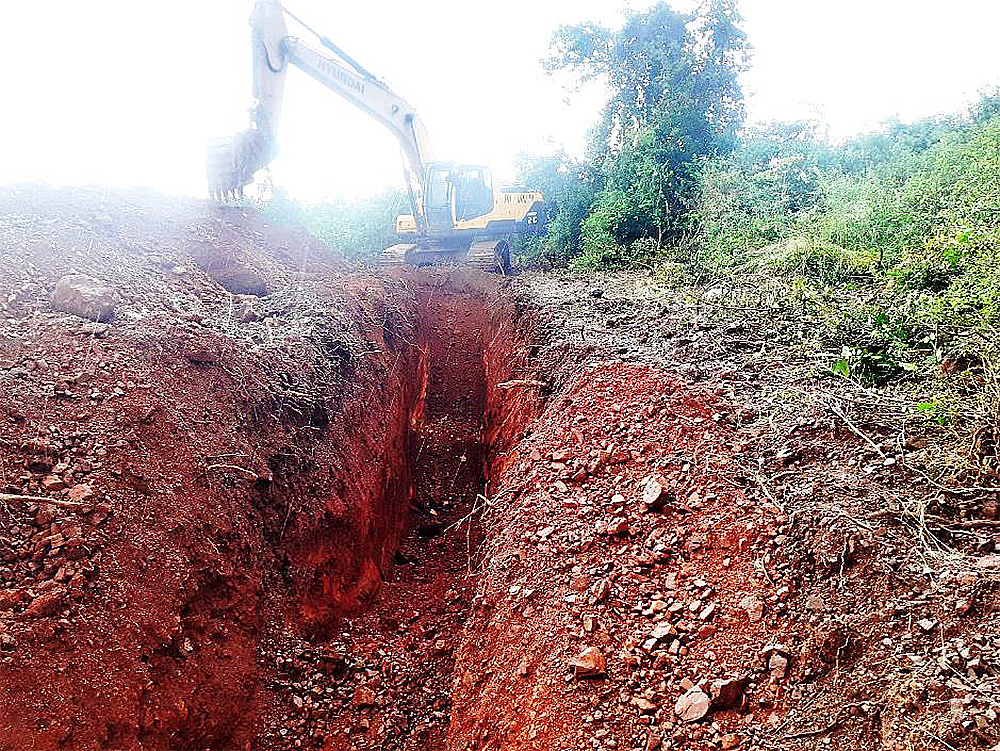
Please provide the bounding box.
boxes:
[206,0,547,273]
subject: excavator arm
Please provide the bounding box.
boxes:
[207,0,433,231]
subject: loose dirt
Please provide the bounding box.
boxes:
[0,186,996,751]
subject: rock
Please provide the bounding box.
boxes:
[567,646,606,678]
[719,733,742,749]
[975,554,1000,569]
[87,506,110,525]
[704,287,724,301]
[761,644,790,676]
[591,579,611,601]
[645,733,663,751]
[649,623,675,642]
[606,517,629,535]
[641,475,671,511]
[25,587,66,617]
[768,653,789,680]
[917,618,937,633]
[79,322,109,337]
[588,287,604,298]
[710,676,750,710]
[41,475,66,492]
[35,504,57,527]
[68,484,95,504]
[740,594,763,622]
[51,275,117,322]
[804,594,826,612]
[632,696,657,712]
[674,688,710,722]
[352,686,376,706]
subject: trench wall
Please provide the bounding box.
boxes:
[0,275,430,750]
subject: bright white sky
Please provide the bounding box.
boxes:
[3,1,999,202]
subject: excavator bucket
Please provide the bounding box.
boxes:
[205,128,272,202]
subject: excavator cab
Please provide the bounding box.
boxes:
[424,164,495,231]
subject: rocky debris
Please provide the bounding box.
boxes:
[674,687,710,722]
[567,646,606,678]
[50,274,117,322]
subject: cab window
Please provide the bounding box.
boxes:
[455,168,494,221]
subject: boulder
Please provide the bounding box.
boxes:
[641,474,671,511]
[567,646,606,678]
[710,676,750,710]
[51,274,117,322]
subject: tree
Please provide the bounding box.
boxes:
[515,151,597,264]
[544,1,750,265]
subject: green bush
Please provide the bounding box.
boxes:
[744,237,877,284]
[692,121,825,265]
[258,187,409,261]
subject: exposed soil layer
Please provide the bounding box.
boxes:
[0,188,997,751]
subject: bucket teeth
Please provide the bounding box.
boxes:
[205,129,271,202]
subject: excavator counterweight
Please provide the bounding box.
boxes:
[208,0,546,272]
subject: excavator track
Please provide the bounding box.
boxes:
[378,242,511,274]
[380,243,418,267]
[466,240,511,275]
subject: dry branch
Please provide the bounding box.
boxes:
[498,379,548,389]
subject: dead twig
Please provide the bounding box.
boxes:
[0,493,85,508]
[824,398,1000,494]
[782,720,842,740]
[444,485,516,535]
[924,515,1000,530]
[205,463,258,478]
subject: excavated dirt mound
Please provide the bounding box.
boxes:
[0,187,997,751]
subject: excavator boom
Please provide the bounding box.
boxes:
[207,0,432,230]
[208,1,548,273]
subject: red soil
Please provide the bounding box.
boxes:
[1,188,997,751]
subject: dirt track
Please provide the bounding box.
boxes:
[0,186,997,751]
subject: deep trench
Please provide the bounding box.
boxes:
[261,276,513,751]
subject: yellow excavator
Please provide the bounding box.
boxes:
[207,1,547,273]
